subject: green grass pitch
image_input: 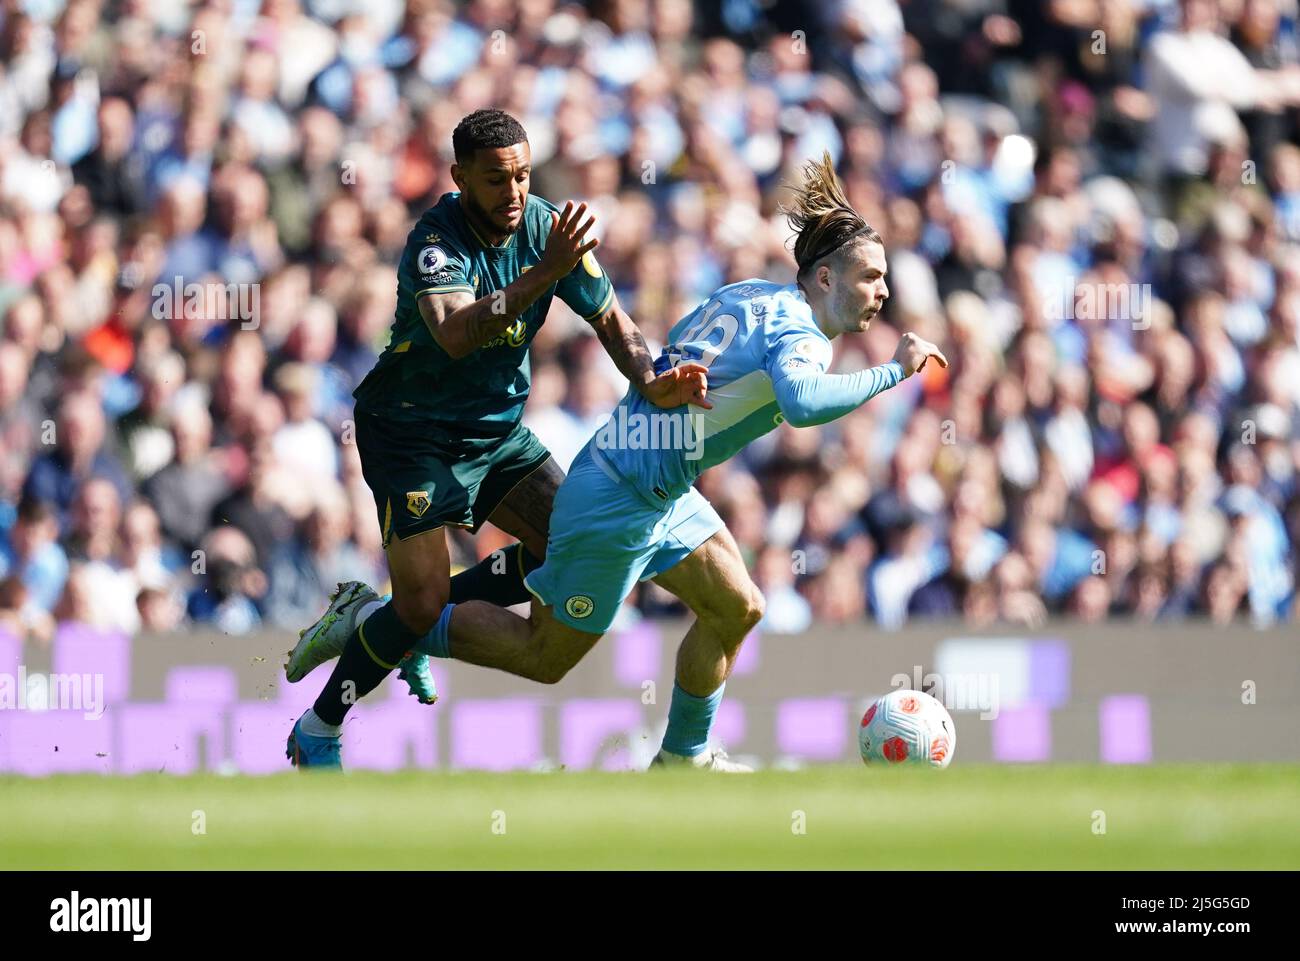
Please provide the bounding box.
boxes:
[1,764,1297,869]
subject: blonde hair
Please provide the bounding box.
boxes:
[781,151,881,276]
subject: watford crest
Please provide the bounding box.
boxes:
[406,490,432,517]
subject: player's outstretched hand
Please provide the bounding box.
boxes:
[540,201,600,280]
[644,361,713,410]
[892,332,948,377]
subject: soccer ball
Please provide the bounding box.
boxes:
[858,689,955,768]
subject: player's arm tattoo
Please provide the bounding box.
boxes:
[419,290,477,353]
[589,299,657,390]
[420,268,559,358]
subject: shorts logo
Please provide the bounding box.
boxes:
[565,595,595,619]
[418,245,448,278]
[406,490,432,517]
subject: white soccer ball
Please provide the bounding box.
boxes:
[858,689,956,768]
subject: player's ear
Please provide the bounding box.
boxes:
[450,162,465,191]
[817,263,833,293]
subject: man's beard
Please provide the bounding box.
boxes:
[464,192,523,235]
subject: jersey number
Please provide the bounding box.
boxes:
[670,300,740,369]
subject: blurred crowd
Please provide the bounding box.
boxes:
[1,0,1298,642]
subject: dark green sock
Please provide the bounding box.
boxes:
[448,542,542,607]
[312,601,421,726]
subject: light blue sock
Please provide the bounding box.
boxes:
[661,681,725,758]
[414,603,456,658]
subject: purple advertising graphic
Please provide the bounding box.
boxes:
[0,622,1295,773]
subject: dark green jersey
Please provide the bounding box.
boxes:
[354,192,614,436]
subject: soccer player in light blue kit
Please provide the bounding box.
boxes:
[299,154,946,770]
[413,153,947,770]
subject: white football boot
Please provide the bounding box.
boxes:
[285,581,378,682]
[649,746,754,772]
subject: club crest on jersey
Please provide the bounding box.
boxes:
[565,595,595,619]
[406,490,432,517]
[418,245,448,278]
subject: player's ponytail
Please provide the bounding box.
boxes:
[780,151,881,278]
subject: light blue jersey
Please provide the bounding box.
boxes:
[527,279,905,632]
[589,280,903,505]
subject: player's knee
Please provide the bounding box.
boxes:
[741,584,766,630]
[692,583,764,655]
[528,644,589,684]
[727,583,765,637]
[529,659,570,685]
[521,533,548,562]
[713,582,764,632]
[526,621,601,684]
[391,589,445,636]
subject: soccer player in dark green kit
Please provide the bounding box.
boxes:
[283,109,709,766]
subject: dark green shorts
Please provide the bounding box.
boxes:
[354,412,551,547]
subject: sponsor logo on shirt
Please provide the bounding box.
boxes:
[483,317,527,349]
[793,338,818,357]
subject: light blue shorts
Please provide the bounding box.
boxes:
[524,445,724,633]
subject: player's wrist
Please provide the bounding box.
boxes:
[533,256,571,285]
[639,385,677,408]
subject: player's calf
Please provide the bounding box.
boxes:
[647,527,762,766]
[425,598,603,685]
